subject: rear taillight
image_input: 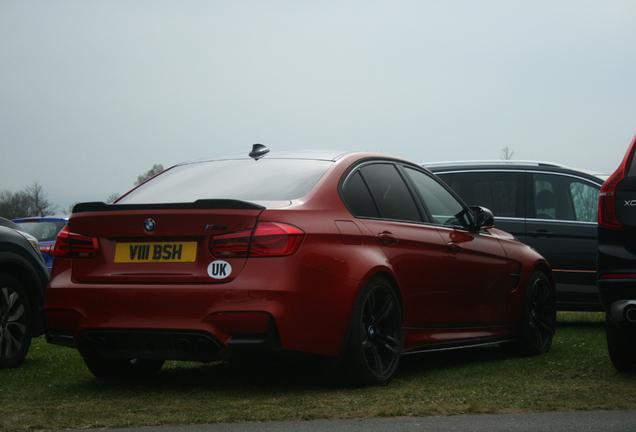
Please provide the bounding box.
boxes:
[211,229,253,257]
[599,273,636,280]
[40,244,54,254]
[599,135,636,229]
[211,222,304,257]
[52,226,99,259]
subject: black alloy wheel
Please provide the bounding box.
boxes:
[0,273,33,369]
[343,276,403,386]
[506,270,556,356]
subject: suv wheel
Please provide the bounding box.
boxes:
[606,315,636,372]
[0,272,34,369]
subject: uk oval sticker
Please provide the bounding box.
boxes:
[208,260,232,279]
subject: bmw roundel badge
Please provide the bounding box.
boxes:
[144,218,156,232]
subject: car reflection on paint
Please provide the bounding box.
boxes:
[44,145,556,386]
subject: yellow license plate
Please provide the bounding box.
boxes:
[114,242,198,263]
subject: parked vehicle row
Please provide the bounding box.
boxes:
[8,138,636,380]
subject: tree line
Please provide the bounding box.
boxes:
[0,164,163,220]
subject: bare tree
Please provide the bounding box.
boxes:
[0,190,29,219]
[134,164,164,186]
[0,181,58,219]
[500,146,514,160]
[65,202,78,215]
[26,181,58,217]
[106,192,120,204]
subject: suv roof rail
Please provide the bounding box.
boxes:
[422,160,570,169]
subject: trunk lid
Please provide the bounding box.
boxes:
[66,200,264,283]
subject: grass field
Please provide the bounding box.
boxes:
[2,312,635,431]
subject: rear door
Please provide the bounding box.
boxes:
[340,162,451,329]
[525,172,600,306]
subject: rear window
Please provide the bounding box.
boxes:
[15,221,66,242]
[118,158,333,204]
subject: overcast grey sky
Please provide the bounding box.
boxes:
[1,1,635,213]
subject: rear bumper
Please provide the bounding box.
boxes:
[44,258,361,358]
[598,277,636,324]
[74,325,280,362]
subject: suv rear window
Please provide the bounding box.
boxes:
[118,158,333,203]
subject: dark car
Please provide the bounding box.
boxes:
[598,135,636,372]
[0,217,49,368]
[44,145,556,385]
[12,216,68,273]
[425,161,605,312]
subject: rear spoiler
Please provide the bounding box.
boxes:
[73,199,266,213]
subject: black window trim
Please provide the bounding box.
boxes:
[432,167,603,224]
[340,159,429,224]
[340,158,475,230]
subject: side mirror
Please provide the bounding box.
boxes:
[471,206,495,230]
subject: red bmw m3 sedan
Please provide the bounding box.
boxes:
[44,145,556,385]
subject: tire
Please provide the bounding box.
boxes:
[505,270,556,356]
[80,350,164,379]
[606,314,636,372]
[0,273,33,369]
[341,276,403,386]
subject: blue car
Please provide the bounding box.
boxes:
[12,216,68,273]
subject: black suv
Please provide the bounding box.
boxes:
[598,135,636,372]
[0,217,49,368]
[426,161,605,311]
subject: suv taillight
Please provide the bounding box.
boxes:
[599,135,636,229]
[211,222,304,257]
[52,226,99,259]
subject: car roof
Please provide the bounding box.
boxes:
[177,149,356,166]
[422,160,607,181]
[0,217,22,230]
[12,216,69,222]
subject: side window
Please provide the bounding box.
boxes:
[341,171,379,218]
[358,164,422,222]
[532,173,600,222]
[404,167,471,228]
[570,181,600,222]
[437,172,523,218]
[342,163,422,222]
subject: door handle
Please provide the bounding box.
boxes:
[378,231,399,245]
[448,241,464,254]
[532,230,554,238]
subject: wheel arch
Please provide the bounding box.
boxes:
[531,262,555,288]
[0,252,47,336]
[338,270,404,357]
[367,271,404,316]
